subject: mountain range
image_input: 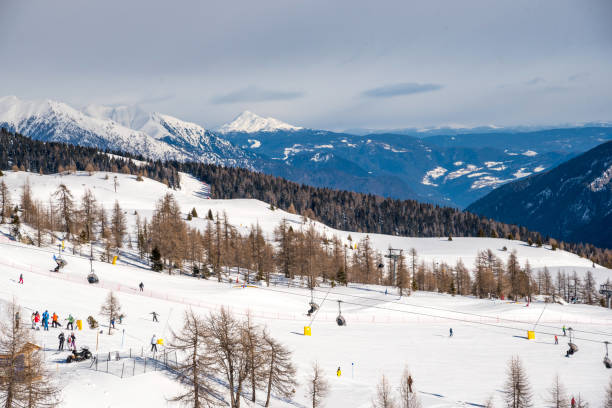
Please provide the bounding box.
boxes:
[468,141,612,249]
[1,95,611,208]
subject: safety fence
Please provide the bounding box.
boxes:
[88,347,178,379]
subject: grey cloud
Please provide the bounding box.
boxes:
[525,77,545,86]
[568,72,590,82]
[211,86,304,104]
[361,83,442,98]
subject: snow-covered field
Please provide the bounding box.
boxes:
[1,170,611,407]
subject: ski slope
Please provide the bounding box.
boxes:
[0,170,611,407]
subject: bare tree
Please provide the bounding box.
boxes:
[547,375,568,408]
[372,374,396,408]
[110,200,127,249]
[99,292,122,335]
[305,362,329,408]
[80,190,97,243]
[168,309,218,408]
[0,180,12,224]
[0,300,61,408]
[398,366,421,408]
[503,356,533,408]
[241,313,265,404]
[262,329,297,407]
[53,184,74,238]
[605,377,612,408]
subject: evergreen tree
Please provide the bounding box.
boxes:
[150,246,163,271]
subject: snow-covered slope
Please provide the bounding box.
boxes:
[217,110,302,133]
[0,96,253,167]
[1,170,612,407]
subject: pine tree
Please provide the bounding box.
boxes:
[100,292,122,335]
[167,309,217,408]
[207,209,213,220]
[503,356,533,408]
[191,207,198,217]
[151,246,163,271]
[306,361,329,408]
[372,374,396,408]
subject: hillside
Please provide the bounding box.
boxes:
[467,141,612,249]
[0,170,611,407]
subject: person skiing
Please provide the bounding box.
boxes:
[18,273,23,284]
[42,310,49,331]
[34,311,40,326]
[408,375,413,393]
[449,328,453,337]
[31,312,36,329]
[571,396,576,408]
[66,334,72,350]
[554,335,558,345]
[14,311,20,329]
[562,325,567,336]
[70,332,76,351]
[110,317,115,329]
[336,366,341,377]
[151,312,159,322]
[151,334,158,352]
[58,332,65,351]
[66,314,74,330]
[139,282,144,292]
[52,312,59,328]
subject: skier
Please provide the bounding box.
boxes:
[18,274,23,284]
[34,311,40,327]
[42,310,49,331]
[66,314,74,330]
[58,332,65,351]
[151,334,158,352]
[554,335,558,345]
[52,312,59,328]
[562,325,567,336]
[571,396,576,408]
[66,334,72,350]
[408,375,413,393]
[31,313,36,329]
[449,328,453,337]
[14,311,20,329]
[139,282,144,292]
[70,332,76,351]
[337,367,341,377]
[151,311,159,322]
[110,317,115,329]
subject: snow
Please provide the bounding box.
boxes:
[247,139,262,149]
[447,165,481,180]
[314,144,334,149]
[513,168,532,178]
[1,170,612,407]
[217,111,302,133]
[310,152,332,162]
[589,164,612,192]
[470,176,510,190]
[522,150,538,157]
[533,165,546,173]
[453,161,464,166]
[421,167,448,186]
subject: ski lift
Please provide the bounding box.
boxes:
[307,288,319,317]
[86,254,98,284]
[566,328,578,357]
[336,300,346,326]
[604,341,611,369]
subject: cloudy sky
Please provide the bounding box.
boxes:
[1,0,611,130]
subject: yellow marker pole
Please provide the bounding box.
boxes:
[304,326,311,336]
[527,330,535,340]
[112,255,118,265]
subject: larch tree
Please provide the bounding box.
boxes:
[398,366,421,408]
[372,374,396,408]
[305,361,329,408]
[547,375,568,408]
[262,330,297,407]
[110,200,127,249]
[168,309,217,408]
[99,292,122,335]
[503,356,533,408]
[0,179,11,224]
[605,377,612,408]
[80,189,97,243]
[53,184,74,238]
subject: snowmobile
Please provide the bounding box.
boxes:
[66,347,92,363]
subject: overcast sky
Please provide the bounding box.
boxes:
[1,0,611,130]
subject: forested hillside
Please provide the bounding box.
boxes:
[2,128,611,267]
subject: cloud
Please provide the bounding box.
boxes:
[568,72,590,82]
[361,82,443,98]
[211,86,304,104]
[524,77,545,86]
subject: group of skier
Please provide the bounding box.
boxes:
[58,332,77,351]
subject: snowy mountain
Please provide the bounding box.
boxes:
[0,96,253,167]
[217,110,302,133]
[467,141,612,249]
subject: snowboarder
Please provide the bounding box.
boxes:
[151,311,159,322]
[139,282,144,292]
[562,325,567,336]
[18,274,23,284]
[554,335,558,345]
[66,314,74,330]
[42,310,49,331]
[337,367,341,377]
[58,332,65,351]
[151,334,158,352]
[449,328,453,337]
[70,332,76,351]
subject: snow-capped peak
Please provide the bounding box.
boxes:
[217,110,302,133]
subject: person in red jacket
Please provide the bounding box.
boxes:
[571,396,576,408]
[554,335,558,344]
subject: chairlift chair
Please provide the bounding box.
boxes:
[86,256,98,284]
[566,328,578,357]
[604,341,611,369]
[307,288,320,316]
[336,300,346,326]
